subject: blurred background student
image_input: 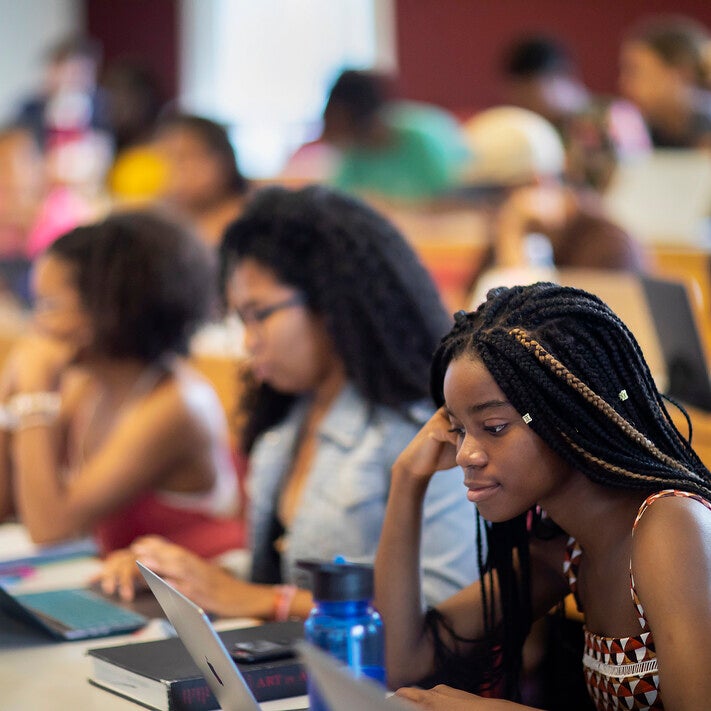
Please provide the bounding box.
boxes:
[0,125,95,259]
[101,59,165,158]
[319,69,470,203]
[98,185,480,619]
[13,34,113,203]
[0,124,96,306]
[151,113,251,249]
[102,59,168,206]
[500,34,650,190]
[0,211,243,558]
[619,14,711,149]
[14,35,109,149]
[459,105,647,277]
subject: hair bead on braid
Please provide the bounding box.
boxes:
[428,281,711,699]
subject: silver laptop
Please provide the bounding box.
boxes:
[640,275,711,411]
[0,584,147,640]
[137,562,308,711]
[296,641,416,711]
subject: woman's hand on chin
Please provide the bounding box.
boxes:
[391,407,459,487]
[7,334,79,393]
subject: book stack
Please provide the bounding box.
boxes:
[87,620,307,711]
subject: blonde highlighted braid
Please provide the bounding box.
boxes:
[509,327,701,483]
[564,436,665,484]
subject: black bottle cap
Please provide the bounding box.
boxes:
[296,558,374,602]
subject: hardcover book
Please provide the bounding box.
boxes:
[87,620,306,711]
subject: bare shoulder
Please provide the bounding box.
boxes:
[147,362,227,432]
[631,491,711,709]
[634,493,711,542]
[633,493,711,585]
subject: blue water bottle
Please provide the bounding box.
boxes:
[297,558,385,711]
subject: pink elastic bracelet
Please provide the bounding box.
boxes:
[272,584,297,622]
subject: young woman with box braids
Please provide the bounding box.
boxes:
[375,282,711,711]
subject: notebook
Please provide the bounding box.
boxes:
[0,584,148,640]
[137,561,309,711]
[297,641,416,711]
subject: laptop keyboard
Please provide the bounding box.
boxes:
[16,588,147,634]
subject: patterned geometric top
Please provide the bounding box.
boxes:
[564,489,711,711]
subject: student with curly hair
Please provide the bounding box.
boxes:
[152,113,250,247]
[376,282,711,710]
[0,211,242,557]
[99,185,480,618]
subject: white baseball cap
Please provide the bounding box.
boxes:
[460,105,565,186]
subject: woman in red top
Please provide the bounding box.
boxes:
[0,210,242,557]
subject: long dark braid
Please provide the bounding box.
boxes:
[429,282,711,698]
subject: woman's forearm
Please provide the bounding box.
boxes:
[495,209,529,268]
[375,463,435,689]
[8,348,80,541]
[13,421,79,543]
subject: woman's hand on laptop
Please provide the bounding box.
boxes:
[123,536,276,619]
[94,546,150,601]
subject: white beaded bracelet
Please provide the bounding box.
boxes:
[7,392,61,428]
[0,406,15,431]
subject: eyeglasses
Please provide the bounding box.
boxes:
[235,293,306,327]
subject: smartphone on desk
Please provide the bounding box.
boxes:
[230,639,295,663]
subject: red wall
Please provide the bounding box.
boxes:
[86,0,178,101]
[394,0,711,116]
[84,1,711,120]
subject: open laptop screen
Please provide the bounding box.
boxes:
[0,585,147,640]
[641,275,711,411]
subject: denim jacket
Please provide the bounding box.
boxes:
[247,382,480,605]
